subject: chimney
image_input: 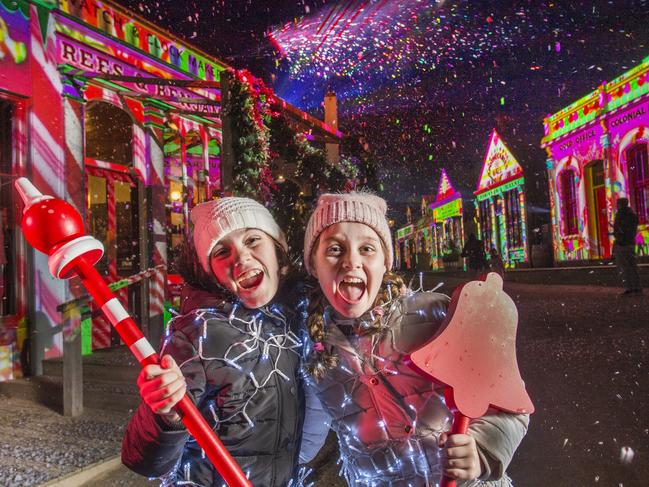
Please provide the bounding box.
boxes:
[324,91,340,165]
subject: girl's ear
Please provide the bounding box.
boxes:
[280,265,289,276]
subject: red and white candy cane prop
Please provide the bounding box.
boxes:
[408,273,534,487]
[15,178,251,487]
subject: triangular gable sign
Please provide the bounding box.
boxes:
[476,129,523,193]
[436,168,457,202]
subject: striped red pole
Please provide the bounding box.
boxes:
[15,178,251,487]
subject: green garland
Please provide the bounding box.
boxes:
[224,69,273,200]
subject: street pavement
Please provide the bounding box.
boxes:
[2,276,646,486]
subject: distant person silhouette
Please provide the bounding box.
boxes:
[613,198,642,296]
[489,246,505,279]
[462,233,487,274]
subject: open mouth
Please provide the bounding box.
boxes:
[337,276,366,304]
[237,269,264,290]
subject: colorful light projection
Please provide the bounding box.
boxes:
[429,169,464,270]
[0,0,30,97]
[543,56,649,262]
[58,0,226,81]
[475,130,528,267]
[542,55,649,145]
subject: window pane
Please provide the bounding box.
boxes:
[115,181,139,275]
[87,174,108,275]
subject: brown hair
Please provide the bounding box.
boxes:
[305,270,406,380]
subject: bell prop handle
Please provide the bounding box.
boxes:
[441,389,470,487]
[15,178,251,487]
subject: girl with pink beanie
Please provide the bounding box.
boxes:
[302,191,529,486]
[122,197,309,486]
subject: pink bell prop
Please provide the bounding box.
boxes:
[15,178,251,487]
[408,273,534,487]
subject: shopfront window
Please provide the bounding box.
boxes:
[0,99,16,316]
[86,101,133,165]
[627,143,649,224]
[504,189,523,248]
[560,170,579,235]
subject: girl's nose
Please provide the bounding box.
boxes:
[234,248,252,266]
[342,250,362,269]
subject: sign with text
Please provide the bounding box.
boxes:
[433,197,462,222]
[476,130,524,193]
[59,0,226,82]
[57,36,221,116]
[396,225,414,240]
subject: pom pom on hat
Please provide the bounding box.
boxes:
[191,197,287,273]
[303,191,393,275]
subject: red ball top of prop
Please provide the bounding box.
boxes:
[15,178,85,255]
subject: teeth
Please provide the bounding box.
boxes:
[237,269,261,282]
[342,277,364,284]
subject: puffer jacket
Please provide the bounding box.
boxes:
[122,285,306,487]
[307,291,529,487]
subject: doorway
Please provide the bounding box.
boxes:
[585,160,610,259]
[84,101,140,350]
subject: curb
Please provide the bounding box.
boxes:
[39,455,122,487]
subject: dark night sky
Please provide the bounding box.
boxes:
[116,0,649,225]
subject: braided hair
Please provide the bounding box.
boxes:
[305,271,406,380]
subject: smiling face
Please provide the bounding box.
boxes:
[312,222,387,318]
[209,228,281,309]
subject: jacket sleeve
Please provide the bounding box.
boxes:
[122,318,207,477]
[395,291,450,353]
[298,382,331,464]
[467,411,530,481]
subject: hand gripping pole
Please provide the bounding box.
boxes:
[15,178,251,487]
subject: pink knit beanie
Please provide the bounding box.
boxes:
[191,197,288,273]
[303,191,393,275]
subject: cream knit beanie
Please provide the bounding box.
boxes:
[303,192,393,275]
[191,197,288,273]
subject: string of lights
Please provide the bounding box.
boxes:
[305,287,460,486]
[156,302,308,486]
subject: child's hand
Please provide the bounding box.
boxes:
[137,354,186,422]
[439,432,483,481]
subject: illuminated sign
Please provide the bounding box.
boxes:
[396,225,414,240]
[609,103,647,128]
[58,37,221,116]
[475,177,524,201]
[59,0,226,81]
[436,169,456,202]
[476,130,523,193]
[433,198,462,222]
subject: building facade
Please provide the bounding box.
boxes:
[542,56,649,262]
[474,130,528,268]
[0,0,336,381]
[394,170,465,271]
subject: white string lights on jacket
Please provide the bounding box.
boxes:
[159,302,307,487]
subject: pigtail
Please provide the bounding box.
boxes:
[305,285,339,381]
[305,271,406,381]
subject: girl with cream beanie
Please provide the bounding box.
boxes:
[123,197,308,487]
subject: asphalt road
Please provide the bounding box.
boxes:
[89,277,648,487]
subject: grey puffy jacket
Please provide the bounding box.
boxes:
[307,291,529,487]
[122,286,306,486]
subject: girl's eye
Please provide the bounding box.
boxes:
[361,245,376,254]
[246,235,261,246]
[326,245,342,255]
[213,248,230,259]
